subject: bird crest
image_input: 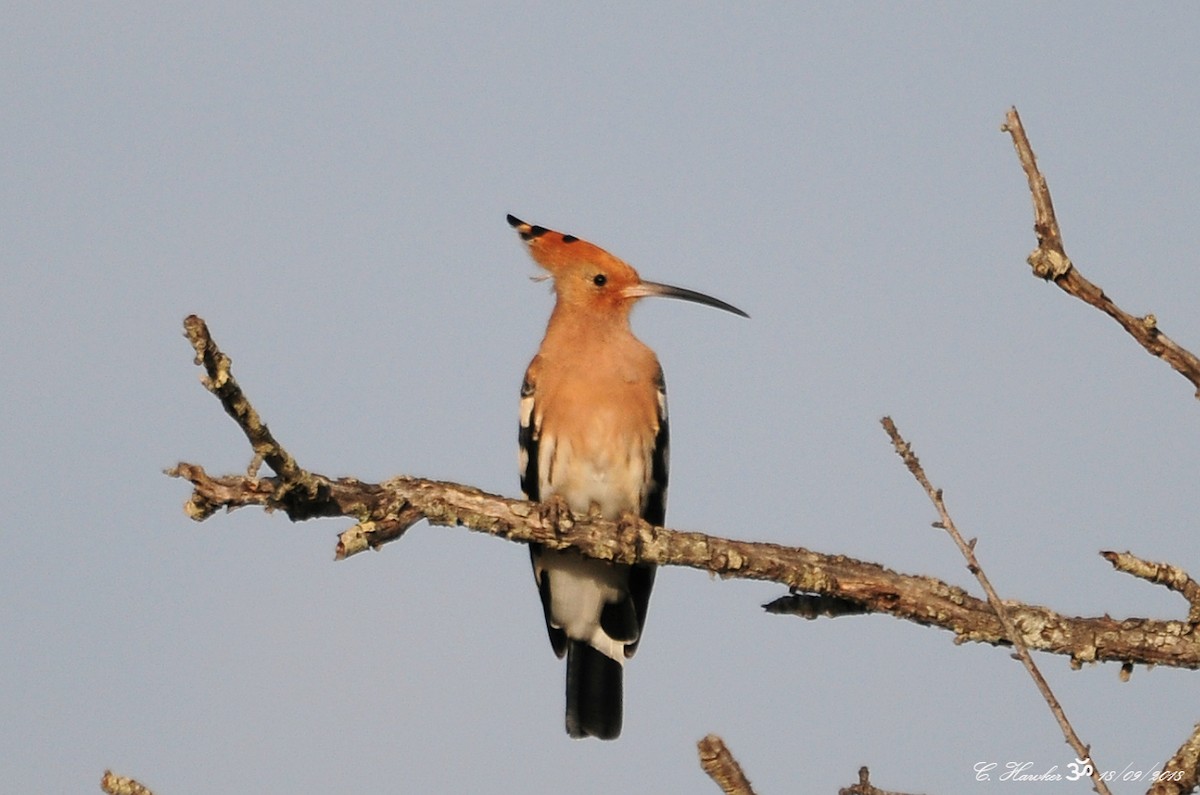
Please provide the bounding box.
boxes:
[507,214,749,319]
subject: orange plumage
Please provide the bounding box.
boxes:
[509,214,745,739]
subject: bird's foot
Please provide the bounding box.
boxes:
[616,512,645,558]
[533,494,573,542]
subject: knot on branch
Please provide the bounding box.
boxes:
[763,593,869,619]
[1028,246,1073,280]
[274,476,337,521]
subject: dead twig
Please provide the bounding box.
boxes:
[882,416,1109,795]
[1103,551,1200,626]
[182,315,334,520]
[1002,107,1200,398]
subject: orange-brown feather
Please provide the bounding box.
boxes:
[508,215,644,319]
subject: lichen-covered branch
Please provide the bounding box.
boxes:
[169,317,1200,671]
[101,770,155,795]
[1148,722,1200,795]
[182,315,334,519]
[1001,107,1200,398]
[183,315,301,482]
[698,735,757,795]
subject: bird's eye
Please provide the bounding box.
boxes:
[592,273,607,287]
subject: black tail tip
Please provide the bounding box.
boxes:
[565,642,623,740]
[506,213,524,228]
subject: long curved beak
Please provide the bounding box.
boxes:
[626,280,749,318]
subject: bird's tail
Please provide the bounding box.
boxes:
[565,640,623,740]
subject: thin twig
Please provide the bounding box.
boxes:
[698,734,757,795]
[1001,107,1200,398]
[882,416,1110,795]
[1103,551,1200,625]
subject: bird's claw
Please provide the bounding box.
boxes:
[616,513,644,555]
[533,495,573,541]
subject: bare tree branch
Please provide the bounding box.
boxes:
[1001,107,1200,398]
[1002,105,1200,794]
[183,314,302,483]
[698,734,757,795]
[171,316,1200,675]
[181,314,346,523]
[883,417,1109,795]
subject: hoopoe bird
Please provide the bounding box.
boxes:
[508,214,747,739]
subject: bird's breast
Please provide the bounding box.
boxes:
[537,383,659,521]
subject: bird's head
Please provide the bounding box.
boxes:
[507,214,748,320]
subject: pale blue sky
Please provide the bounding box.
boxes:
[4,4,1200,792]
